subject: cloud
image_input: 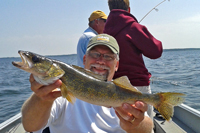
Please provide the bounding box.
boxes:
[147,14,200,49]
[179,14,200,23]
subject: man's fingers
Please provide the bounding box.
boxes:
[35,80,62,96]
[134,101,148,112]
[30,80,43,92]
[115,108,140,127]
[42,91,62,101]
[115,102,146,122]
[29,73,63,99]
[114,105,133,121]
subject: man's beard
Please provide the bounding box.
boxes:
[90,64,110,79]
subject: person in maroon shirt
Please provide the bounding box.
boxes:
[104,0,163,120]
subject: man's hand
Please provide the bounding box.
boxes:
[29,74,62,102]
[114,101,153,133]
[22,74,63,132]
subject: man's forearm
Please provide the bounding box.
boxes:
[21,93,53,132]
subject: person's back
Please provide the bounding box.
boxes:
[77,27,97,67]
[104,0,162,86]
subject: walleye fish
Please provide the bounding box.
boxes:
[12,50,185,121]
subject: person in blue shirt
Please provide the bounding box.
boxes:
[77,10,107,67]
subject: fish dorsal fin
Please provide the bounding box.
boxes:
[60,82,76,104]
[113,76,141,93]
[72,65,106,81]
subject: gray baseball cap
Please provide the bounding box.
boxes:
[87,34,119,54]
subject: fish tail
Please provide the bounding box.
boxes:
[153,92,185,121]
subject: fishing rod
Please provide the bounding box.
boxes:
[139,0,170,23]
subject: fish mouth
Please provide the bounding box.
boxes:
[12,50,32,70]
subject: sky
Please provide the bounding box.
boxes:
[0,0,200,58]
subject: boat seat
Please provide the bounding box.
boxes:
[42,127,50,133]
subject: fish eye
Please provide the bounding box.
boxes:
[32,56,40,63]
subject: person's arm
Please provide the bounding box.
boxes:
[77,37,87,67]
[131,23,163,59]
[21,74,62,132]
[114,101,153,133]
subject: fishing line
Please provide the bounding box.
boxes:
[139,0,170,23]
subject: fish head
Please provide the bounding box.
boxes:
[12,50,65,79]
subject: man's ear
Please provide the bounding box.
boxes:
[115,60,119,71]
[95,19,99,25]
[83,55,86,65]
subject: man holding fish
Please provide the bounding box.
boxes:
[21,34,154,133]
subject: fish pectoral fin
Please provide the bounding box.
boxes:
[113,76,141,93]
[60,82,76,104]
[48,63,65,78]
[72,65,106,81]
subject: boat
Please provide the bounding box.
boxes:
[153,104,200,133]
[0,103,200,133]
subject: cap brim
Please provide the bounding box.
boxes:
[101,16,107,20]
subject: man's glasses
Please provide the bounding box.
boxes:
[87,51,117,61]
[98,18,106,23]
